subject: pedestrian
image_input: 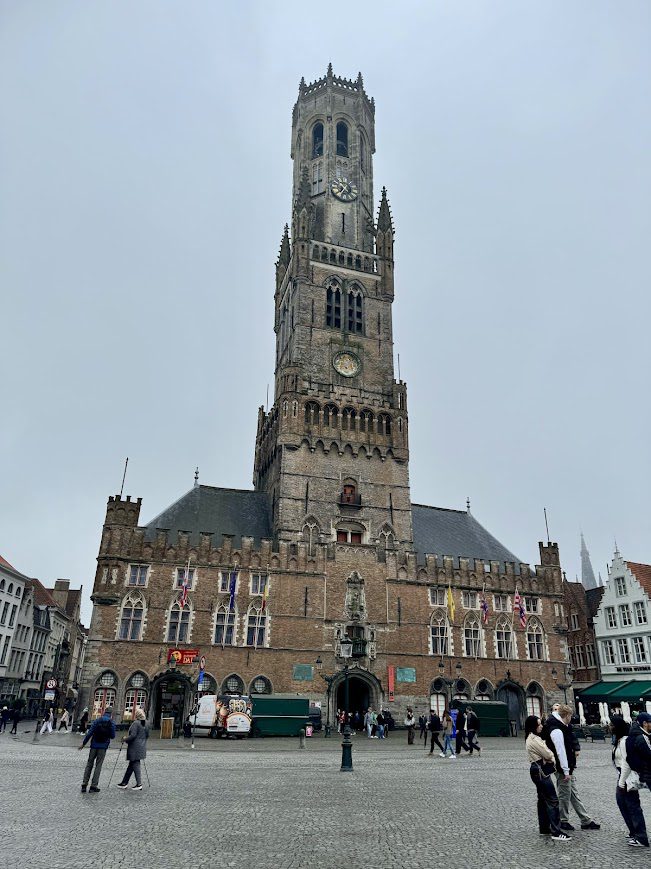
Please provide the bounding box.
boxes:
[337,709,346,734]
[364,707,374,738]
[524,714,570,841]
[545,703,600,831]
[117,707,149,792]
[79,706,116,793]
[612,714,648,848]
[428,709,445,756]
[9,706,21,735]
[40,707,54,735]
[418,714,426,741]
[78,707,89,734]
[626,711,651,791]
[0,706,9,732]
[442,710,455,758]
[455,708,470,755]
[405,708,416,745]
[57,709,70,732]
[466,706,481,756]
[376,710,386,739]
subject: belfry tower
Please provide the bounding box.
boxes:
[254,67,412,550]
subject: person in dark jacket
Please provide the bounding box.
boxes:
[466,707,481,756]
[79,707,116,792]
[612,715,649,848]
[545,703,599,831]
[455,710,470,755]
[117,708,149,791]
[9,706,21,735]
[428,711,445,756]
[626,712,651,787]
[78,707,89,734]
[0,706,10,732]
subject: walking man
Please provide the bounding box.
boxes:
[455,708,470,755]
[364,707,374,738]
[1,706,10,732]
[428,709,445,756]
[79,706,116,793]
[40,706,53,735]
[466,706,481,756]
[9,706,21,735]
[545,703,600,831]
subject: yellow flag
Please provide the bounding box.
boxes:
[447,583,455,622]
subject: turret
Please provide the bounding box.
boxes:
[275,224,291,292]
[104,494,142,528]
[376,186,395,298]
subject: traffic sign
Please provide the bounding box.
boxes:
[46,679,58,690]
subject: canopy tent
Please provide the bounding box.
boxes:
[577,680,651,703]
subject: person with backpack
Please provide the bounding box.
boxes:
[79,706,116,793]
[612,714,648,848]
[466,706,481,756]
[626,712,651,789]
[117,708,149,792]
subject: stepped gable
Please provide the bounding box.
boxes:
[412,503,521,571]
[143,484,271,549]
[625,561,651,598]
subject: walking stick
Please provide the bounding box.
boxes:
[142,758,151,788]
[107,741,123,787]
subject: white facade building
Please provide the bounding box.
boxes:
[0,557,27,702]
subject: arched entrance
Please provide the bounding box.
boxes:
[497,681,526,729]
[151,670,192,736]
[330,668,383,725]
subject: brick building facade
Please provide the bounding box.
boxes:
[81,68,570,730]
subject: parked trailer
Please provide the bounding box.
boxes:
[189,694,252,738]
[251,695,311,737]
[449,699,510,737]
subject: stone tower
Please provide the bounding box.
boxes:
[254,67,413,549]
[580,532,598,590]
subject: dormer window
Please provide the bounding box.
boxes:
[336,122,348,157]
[312,122,324,158]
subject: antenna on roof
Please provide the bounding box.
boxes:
[119,457,129,498]
[543,507,550,544]
[466,497,471,512]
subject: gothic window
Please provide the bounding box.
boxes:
[222,674,245,694]
[246,604,267,646]
[358,410,373,434]
[342,407,356,431]
[250,675,272,695]
[118,593,144,641]
[429,611,449,656]
[302,519,320,556]
[312,122,324,158]
[213,604,236,646]
[323,404,338,427]
[398,417,403,433]
[312,161,324,194]
[326,284,341,328]
[379,527,395,549]
[341,482,358,505]
[128,565,148,587]
[495,616,515,659]
[463,614,482,657]
[93,687,116,720]
[167,602,191,644]
[124,673,149,720]
[304,401,319,427]
[526,618,545,661]
[175,567,195,589]
[378,414,391,436]
[336,121,348,157]
[282,400,288,418]
[347,290,363,333]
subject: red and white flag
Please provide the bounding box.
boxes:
[514,587,526,629]
[179,564,191,609]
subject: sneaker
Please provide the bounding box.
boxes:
[628,840,646,848]
[449,754,456,759]
[580,821,600,830]
[560,822,575,831]
[439,752,446,758]
[89,786,100,793]
[551,833,572,841]
[80,785,87,793]
[131,785,143,791]
[116,783,128,789]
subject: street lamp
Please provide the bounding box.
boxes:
[315,656,334,737]
[339,639,353,772]
[552,665,574,705]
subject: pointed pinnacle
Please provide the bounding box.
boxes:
[327,62,333,77]
[377,186,394,234]
[357,71,363,86]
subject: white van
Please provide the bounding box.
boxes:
[189,694,251,738]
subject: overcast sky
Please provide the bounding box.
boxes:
[2,1,649,625]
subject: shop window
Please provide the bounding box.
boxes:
[93,687,116,719]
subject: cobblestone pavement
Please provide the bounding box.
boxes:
[1,730,649,869]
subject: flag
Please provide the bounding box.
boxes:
[179,565,190,608]
[514,587,526,629]
[446,583,455,622]
[480,586,489,625]
[261,576,269,612]
[228,571,237,612]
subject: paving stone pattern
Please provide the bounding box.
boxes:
[1,731,649,869]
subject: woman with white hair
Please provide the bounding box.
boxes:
[117,708,149,791]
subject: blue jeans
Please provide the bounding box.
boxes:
[376,724,385,738]
[443,734,454,755]
[616,770,648,846]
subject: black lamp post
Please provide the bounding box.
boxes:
[315,656,334,737]
[552,665,574,705]
[339,639,353,772]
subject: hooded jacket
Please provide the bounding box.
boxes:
[625,719,651,782]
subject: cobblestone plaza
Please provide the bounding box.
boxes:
[2,733,649,868]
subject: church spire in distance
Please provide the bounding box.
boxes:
[580,532,598,590]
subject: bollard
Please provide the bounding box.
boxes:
[32,718,41,742]
[299,728,306,749]
[324,724,331,738]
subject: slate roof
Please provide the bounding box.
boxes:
[411,504,522,571]
[585,585,606,619]
[626,561,651,600]
[143,485,272,548]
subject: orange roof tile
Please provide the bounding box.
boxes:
[626,561,651,600]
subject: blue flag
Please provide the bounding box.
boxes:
[228,572,237,612]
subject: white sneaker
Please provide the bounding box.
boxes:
[449,754,456,759]
[439,752,446,758]
[551,833,572,842]
[131,785,143,791]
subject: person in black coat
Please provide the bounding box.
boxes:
[626,712,651,786]
[428,711,445,756]
[455,710,470,755]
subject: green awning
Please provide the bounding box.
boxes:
[577,680,651,702]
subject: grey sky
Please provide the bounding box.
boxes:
[2,1,649,625]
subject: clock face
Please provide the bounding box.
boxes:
[331,176,358,202]
[333,351,361,378]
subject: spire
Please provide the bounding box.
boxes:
[580,532,598,590]
[295,166,311,214]
[327,62,333,79]
[377,187,394,235]
[194,467,199,487]
[356,71,363,87]
[276,224,290,267]
[598,571,604,587]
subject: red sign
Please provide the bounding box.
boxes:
[387,666,395,702]
[167,648,199,666]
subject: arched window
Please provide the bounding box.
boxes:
[222,674,245,695]
[430,610,449,656]
[0,580,4,591]
[526,681,544,716]
[312,122,324,158]
[379,525,395,549]
[463,614,482,657]
[326,283,342,328]
[336,121,348,157]
[495,616,515,659]
[15,587,21,599]
[213,604,237,646]
[378,414,391,436]
[302,518,320,557]
[323,404,338,427]
[124,672,149,720]
[167,601,191,644]
[398,417,403,433]
[347,289,363,334]
[358,410,373,434]
[250,675,272,695]
[342,407,356,431]
[7,583,13,595]
[453,678,471,701]
[93,671,117,719]
[282,400,288,418]
[246,604,267,647]
[526,618,545,661]
[360,135,366,173]
[118,593,144,641]
[304,401,319,427]
[340,480,358,505]
[474,679,493,701]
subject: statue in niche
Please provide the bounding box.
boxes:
[345,571,366,622]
